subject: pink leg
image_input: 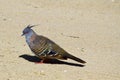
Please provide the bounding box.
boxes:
[35,59,44,64]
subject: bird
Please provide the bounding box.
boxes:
[22,24,86,64]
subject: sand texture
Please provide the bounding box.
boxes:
[0,0,120,80]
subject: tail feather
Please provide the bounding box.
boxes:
[65,53,86,64]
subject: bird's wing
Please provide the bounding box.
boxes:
[29,35,48,58]
[44,36,86,63]
[46,38,68,59]
[33,35,67,59]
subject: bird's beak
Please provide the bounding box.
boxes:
[21,33,24,36]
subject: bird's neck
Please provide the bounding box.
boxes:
[25,30,37,44]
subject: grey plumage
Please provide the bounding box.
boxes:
[22,25,86,64]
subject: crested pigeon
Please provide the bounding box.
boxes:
[22,25,86,64]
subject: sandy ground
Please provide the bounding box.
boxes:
[0,0,120,80]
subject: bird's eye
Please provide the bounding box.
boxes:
[23,31,28,34]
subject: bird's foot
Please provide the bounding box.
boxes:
[35,60,44,64]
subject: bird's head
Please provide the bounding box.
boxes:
[21,24,36,36]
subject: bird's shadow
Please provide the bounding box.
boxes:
[19,54,85,67]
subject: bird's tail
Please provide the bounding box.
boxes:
[65,53,86,64]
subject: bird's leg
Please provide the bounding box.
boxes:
[35,59,45,64]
